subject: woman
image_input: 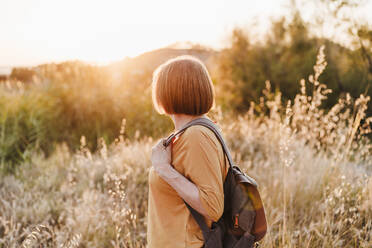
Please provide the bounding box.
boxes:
[147,55,229,248]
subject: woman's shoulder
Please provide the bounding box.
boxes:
[184,124,216,139]
[174,124,221,151]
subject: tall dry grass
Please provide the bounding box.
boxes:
[0,47,371,247]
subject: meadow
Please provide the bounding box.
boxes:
[0,46,371,247]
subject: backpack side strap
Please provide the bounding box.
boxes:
[184,201,212,240]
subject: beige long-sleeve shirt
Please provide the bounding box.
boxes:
[147,125,229,248]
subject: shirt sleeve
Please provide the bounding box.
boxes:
[174,126,225,222]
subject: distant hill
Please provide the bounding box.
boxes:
[107,47,219,81]
[6,47,219,83]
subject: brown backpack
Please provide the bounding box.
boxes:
[163,117,267,248]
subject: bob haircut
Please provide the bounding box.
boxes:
[152,55,215,116]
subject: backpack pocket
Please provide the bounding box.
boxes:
[237,209,256,232]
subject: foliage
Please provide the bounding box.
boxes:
[10,68,36,83]
[215,13,372,116]
[0,62,173,171]
[0,47,371,247]
[3,9,372,169]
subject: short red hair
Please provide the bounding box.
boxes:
[152,55,215,115]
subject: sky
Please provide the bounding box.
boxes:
[0,0,371,67]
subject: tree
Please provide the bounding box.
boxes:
[215,2,372,116]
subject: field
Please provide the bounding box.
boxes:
[0,47,372,248]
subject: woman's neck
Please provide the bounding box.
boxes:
[171,114,206,131]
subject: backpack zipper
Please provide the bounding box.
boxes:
[234,214,239,228]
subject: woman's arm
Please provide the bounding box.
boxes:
[154,162,212,220]
[151,139,212,220]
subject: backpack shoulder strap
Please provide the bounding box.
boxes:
[163,117,235,167]
[164,117,258,187]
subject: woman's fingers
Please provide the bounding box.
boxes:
[151,138,172,165]
[152,138,162,149]
[152,138,166,152]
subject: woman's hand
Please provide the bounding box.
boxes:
[151,138,173,178]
